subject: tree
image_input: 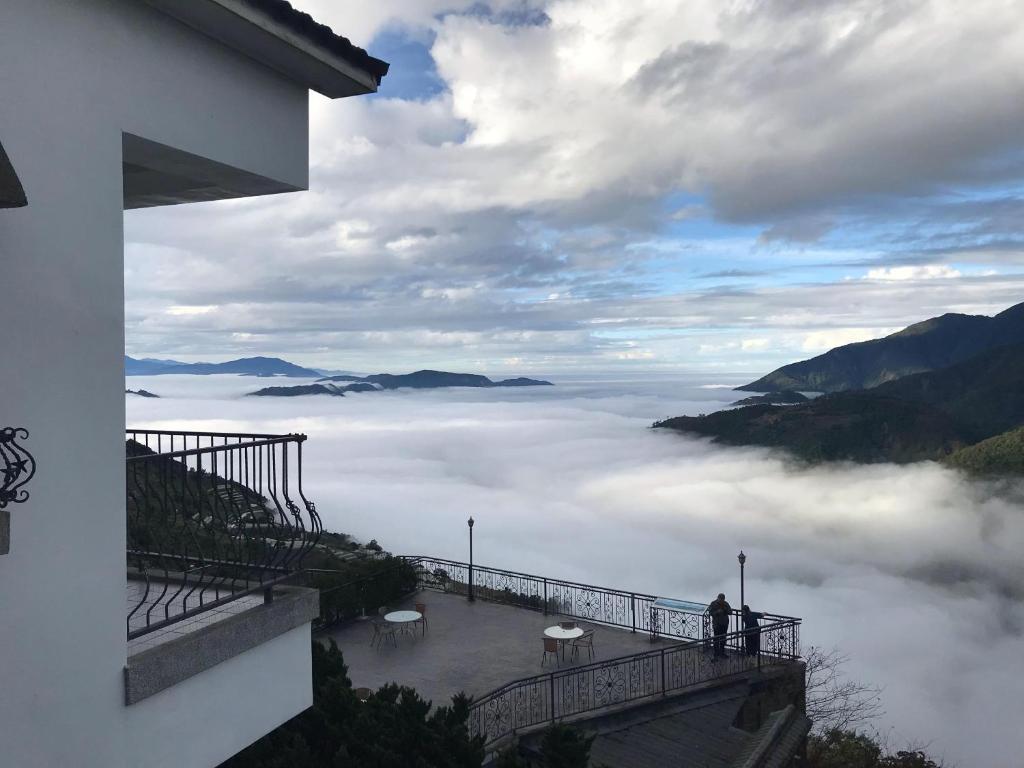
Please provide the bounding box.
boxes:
[221,640,485,768]
[807,730,943,768]
[805,646,884,732]
[537,725,594,768]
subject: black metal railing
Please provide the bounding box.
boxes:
[399,555,800,745]
[125,430,321,640]
[466,618,801,745]
[404,556,796,642]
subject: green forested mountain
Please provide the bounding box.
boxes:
[738,301,1024,393]
[656,341,1024,467]
[654,395,969,463]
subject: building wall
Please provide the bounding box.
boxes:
[125,625,314,768]
[0,1,311,765]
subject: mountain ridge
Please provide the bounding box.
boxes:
[738,301,1024,393]
[125,355,320,378]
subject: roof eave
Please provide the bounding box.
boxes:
[144,0,388,98]
[0,142,28,209]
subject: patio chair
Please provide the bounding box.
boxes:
[414,602,427,635]
[371,618,397,648]
[542,637,560,667]
[570,630,595,663]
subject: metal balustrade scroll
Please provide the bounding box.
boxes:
[125,430,322,640]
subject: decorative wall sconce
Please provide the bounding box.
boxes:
[0,428,35,508]
[1,428,35,554]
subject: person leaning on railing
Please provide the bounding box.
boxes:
[742,605,763,656]
[708,593,732,659]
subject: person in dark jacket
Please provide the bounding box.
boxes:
[708,593,732,659]
[742,605,763,656]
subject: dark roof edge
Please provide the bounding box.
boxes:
[240,0,389,83]
[0,141,28,209]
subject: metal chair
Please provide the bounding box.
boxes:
[571,630,595,663]
[371,618,397,648]
[542,637,560,667]
[414,602,427,635]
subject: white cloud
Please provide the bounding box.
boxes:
[801,327,899,352]
[865,265,963,281]
[124,0,1024,368]
[127,376,1024,766]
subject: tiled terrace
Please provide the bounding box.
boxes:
[322,590,680,707]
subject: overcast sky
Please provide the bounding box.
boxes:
[124,0,1024,373]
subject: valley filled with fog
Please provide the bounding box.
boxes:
[127,373,1024,767]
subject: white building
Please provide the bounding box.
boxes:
[0,2,386,766]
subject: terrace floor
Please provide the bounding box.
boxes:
[321,590,683,707]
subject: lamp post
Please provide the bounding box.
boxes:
[737,550,746,614]
[468,516,475,602]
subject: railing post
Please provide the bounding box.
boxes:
[631,593,636,633]
[549,673,556,724]
[263,586,274,604]
[660,648,666,695]
[543,578,548,615]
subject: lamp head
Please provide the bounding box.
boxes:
[468,516,475,529]
[738,550,746,566]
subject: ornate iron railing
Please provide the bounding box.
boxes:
[125,430,321,640]
[404,555,796,642]
[400,555,800,745]
[465,618,801,745]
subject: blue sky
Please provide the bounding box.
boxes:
[123,0,1024,374]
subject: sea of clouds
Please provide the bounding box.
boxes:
[126,374,1024,767]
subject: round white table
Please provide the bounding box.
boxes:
[544,625,584,641]
[385,610,422,623]
[544,625,583,659]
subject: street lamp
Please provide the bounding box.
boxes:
[468,516,475,602]
[737,550,746,614]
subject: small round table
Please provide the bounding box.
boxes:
[385,610,422,637]
[544,625,584,659]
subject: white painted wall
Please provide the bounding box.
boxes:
[0,1,314,765]
[125,625,314,768]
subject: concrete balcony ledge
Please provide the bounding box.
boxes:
[125,585,318,705]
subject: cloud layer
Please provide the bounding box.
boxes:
[128,375,1024,766]
[124,0,1024,371]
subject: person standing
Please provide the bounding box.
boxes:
[742,605,763,656]
[708,593,732,659]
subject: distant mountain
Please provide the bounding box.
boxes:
[250,384,343,397]
[125,389,160,398]
[656,342,1024,465]
[738,301,1024,393]
[125,355,320,378]
[316,370,553,389]
[253,370,553,397]
[731,391,809,407]
[124,356,183,375]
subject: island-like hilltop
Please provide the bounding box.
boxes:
[249,369,553,397]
